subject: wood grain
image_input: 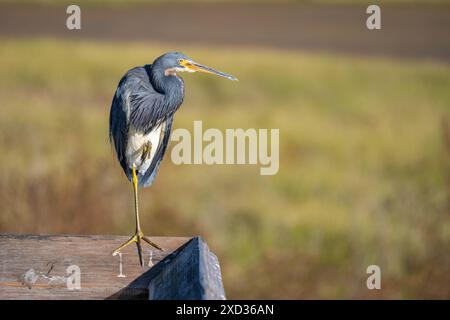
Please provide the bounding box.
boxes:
[0,234,189,300]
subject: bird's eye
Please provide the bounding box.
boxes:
[177,59,183,64]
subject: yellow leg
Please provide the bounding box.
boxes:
[112,164,163,267]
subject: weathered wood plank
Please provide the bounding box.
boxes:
[147,237,226,300]
[0,233,189,300]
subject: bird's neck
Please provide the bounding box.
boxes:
[148,65,184,114]
[149,65,182,92]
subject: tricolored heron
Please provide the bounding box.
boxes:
[109,52,237,266]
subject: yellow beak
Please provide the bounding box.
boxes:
[179,59,238,81]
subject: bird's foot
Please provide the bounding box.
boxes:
[112,231,163,267]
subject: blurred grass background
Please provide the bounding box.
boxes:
[0,37,449,298]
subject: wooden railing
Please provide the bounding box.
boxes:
[0,234,225,300]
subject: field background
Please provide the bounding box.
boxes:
[0,2,449,299]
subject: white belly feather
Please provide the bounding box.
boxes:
[126,123,164,173]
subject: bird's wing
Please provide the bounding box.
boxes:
[110,66,167,180]
[110,66,179,184]
[109,75,132,178]
[127,65,176,135]
[139,115,174,188]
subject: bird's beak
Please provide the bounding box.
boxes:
[180,59,238,81]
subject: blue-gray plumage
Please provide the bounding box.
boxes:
[109,52,237,266]
[110,64,180,188]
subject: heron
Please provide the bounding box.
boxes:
[109,52,237,266]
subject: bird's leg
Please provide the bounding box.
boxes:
[112,164,163,267]
[131,164,145,266]
[131,164,163,251]
[140,142,152,165]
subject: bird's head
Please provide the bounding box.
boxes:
[153,52,238,81]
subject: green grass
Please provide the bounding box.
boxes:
[0,38,449,298]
